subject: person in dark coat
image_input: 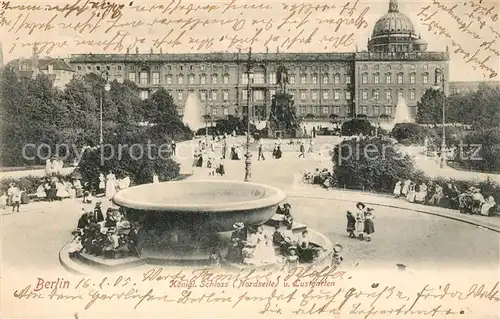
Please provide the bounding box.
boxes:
[346,211,356,238]
[226,222,246,263]
[77,210,90,229]
[93,202,104,222]
[272,224,289,255]
[363,208,375,242]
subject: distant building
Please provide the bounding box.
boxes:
[6,47,74,89]
[449,81,500,95]
[68,0,449,123]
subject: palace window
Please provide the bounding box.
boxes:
[201,74,207,85]
[334,73,341,84]
[200,90,207,101]
[410,89,416,100]
[269,72,276,84]
[289,74,295,84]
[312,91,318,100]
[374,73,380,84]
[270,89,276,98]
[242,89,248,100]
[178,75,184,84]
[152,72,160,85]
[323,91,329,100]
[212,74,218,84]
[241,73,249,84]
[397,73,403,84]
[345,90,351,100]
[373,106,380,116]
[177,91,183,101]
[178,107,184,116]
[223,108,229,116]
[386,90,392,100]
[334,106,340,114]
[77,66,82,71]
[223,74,229,84]
[140,90,149,100]
[166,65,172,71]
[312,74,318,85]
[166,75,172,85]
[211,91,217,101]
[385,105,392,115]
[410,64,416,70]
[410,73,416,84]
[362,90,368,100]
[397,90,404,99]
[436,73,442,83]
[301,106,307,114]
[253,90,264,101]
[361,106,367,114]
[300,91,307,100]
[334,90,340,100]
[301,74,307,84]
[189,65,194,71]
[189,74,195,85]
[423,64,428,70]
[96,66,101,71]
[128,73,136,82]
[313,106,319,114]
[223,91,229,101]
[139,71,149,84]
[117,66,122,71]
[386,73,391,84]
[200,65,206,72]
[345,75,351,84]
[322,74,328,84]
[322,106,329,115]
[423,73,429,84]
[373,89,380,100]
[254,72,265,84]
[362,73,368,84]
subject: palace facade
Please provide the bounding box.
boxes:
[70,0,449,122]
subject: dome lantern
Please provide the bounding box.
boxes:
[389,0,399,12]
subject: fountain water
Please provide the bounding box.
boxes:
[380,96,414,131]
[182,92,205,131]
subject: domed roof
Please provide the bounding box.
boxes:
[372,0,415,37]
[414,38,427,45]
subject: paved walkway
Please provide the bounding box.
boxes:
[285,184,500,233]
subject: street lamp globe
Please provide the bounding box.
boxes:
[104,83,111,91]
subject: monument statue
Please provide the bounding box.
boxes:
[276,63,289,93]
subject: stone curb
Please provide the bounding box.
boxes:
[286,192,500,234]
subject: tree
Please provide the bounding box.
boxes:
[391,123,427,145]
[143,88,192,142]
[331,136,418,192]
[416,88,445,125]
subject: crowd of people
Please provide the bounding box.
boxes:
[393,179,498,216]
[303,168,333,188]
[68,203,142,258]
[226,203,343,270]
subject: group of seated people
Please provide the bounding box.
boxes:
[304,168,332,188]
[394,180,498,216]
[68,203,142,259]
[226,203,323,268]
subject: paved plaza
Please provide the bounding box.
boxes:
[1,136,499,274]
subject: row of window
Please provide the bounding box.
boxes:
[361,89,417,101]
[361,72,438,85]
[249,73,352,85]
[361,64,432,71]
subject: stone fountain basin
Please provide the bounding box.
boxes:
[112,180,287,232]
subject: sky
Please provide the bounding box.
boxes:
[0,0,499,81]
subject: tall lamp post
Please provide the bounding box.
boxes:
[205,91,209,140]
[432,68,446,168]
[100,72,111,145]
[244,48,254,182]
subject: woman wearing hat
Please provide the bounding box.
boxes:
[226,222,246,263]
[285,246,299,270]
[355,202,366,240]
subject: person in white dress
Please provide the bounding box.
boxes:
[152,173,159,184]
[393,181,402,198]
[255,225,276,264]
[45,159,53,176]
[355,202,366,240]
[415,183,428,203]
[98,173,105,193]
[105,171,117,199]
[36,184,47,200]
[481,195,496,216]
[401,179,411,196]
[56,181,70,199]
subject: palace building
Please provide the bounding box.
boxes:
[52,0,454,122]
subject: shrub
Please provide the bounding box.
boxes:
[391,123,427,145]
[331,136,417,192]
[341,119,373,136]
